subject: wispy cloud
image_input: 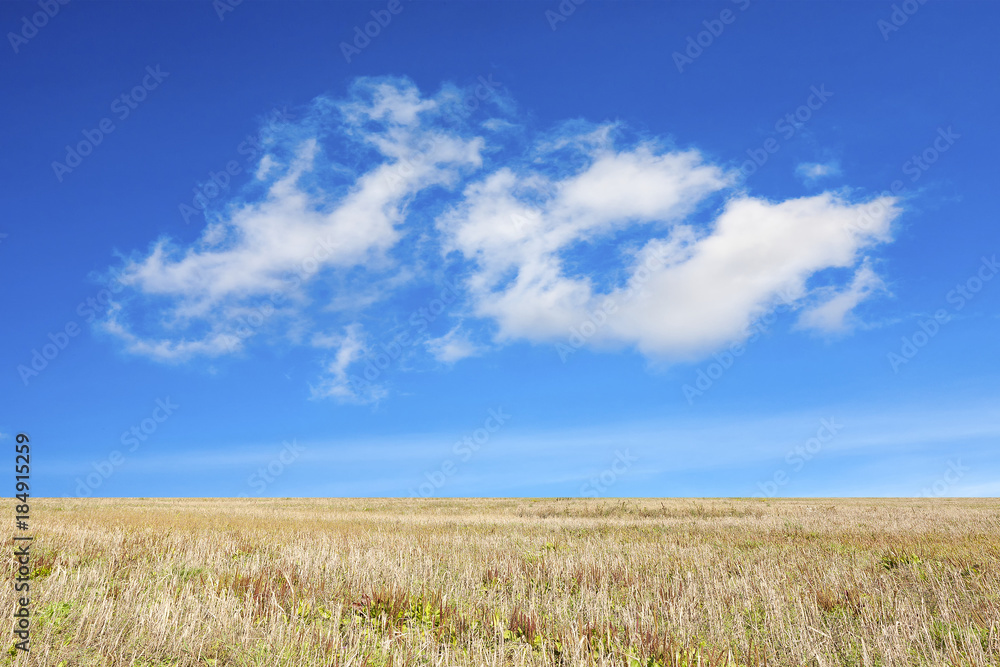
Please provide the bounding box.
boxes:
[797,263,887,333]
[426,324,482,363]
[43,398,1000,496]
[309,323,387,404]
[102,78,485,363]
[795,160,842,184]
[101,77,902,401]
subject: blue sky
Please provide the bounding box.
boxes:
[3,0,998,498]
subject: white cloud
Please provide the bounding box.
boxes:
[797,263,886,333]
[100,76,903,397]
[440,132,900,358]
[103,78,484,360]
[796,160,842,184]
[601,194,897,356]
[426,325,481,363]
[437,142,735,345]
[101,303,242,361]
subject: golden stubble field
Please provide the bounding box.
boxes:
[7,498,1000,666]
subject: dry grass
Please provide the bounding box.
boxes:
[8,498,1000,666]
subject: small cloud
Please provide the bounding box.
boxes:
[796,160,841,184]
[310,328,352,349]
[426,325,481,363]
[310,324,387,404]
[796,264,886,333]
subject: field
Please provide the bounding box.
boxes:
[9,498,1000,666]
